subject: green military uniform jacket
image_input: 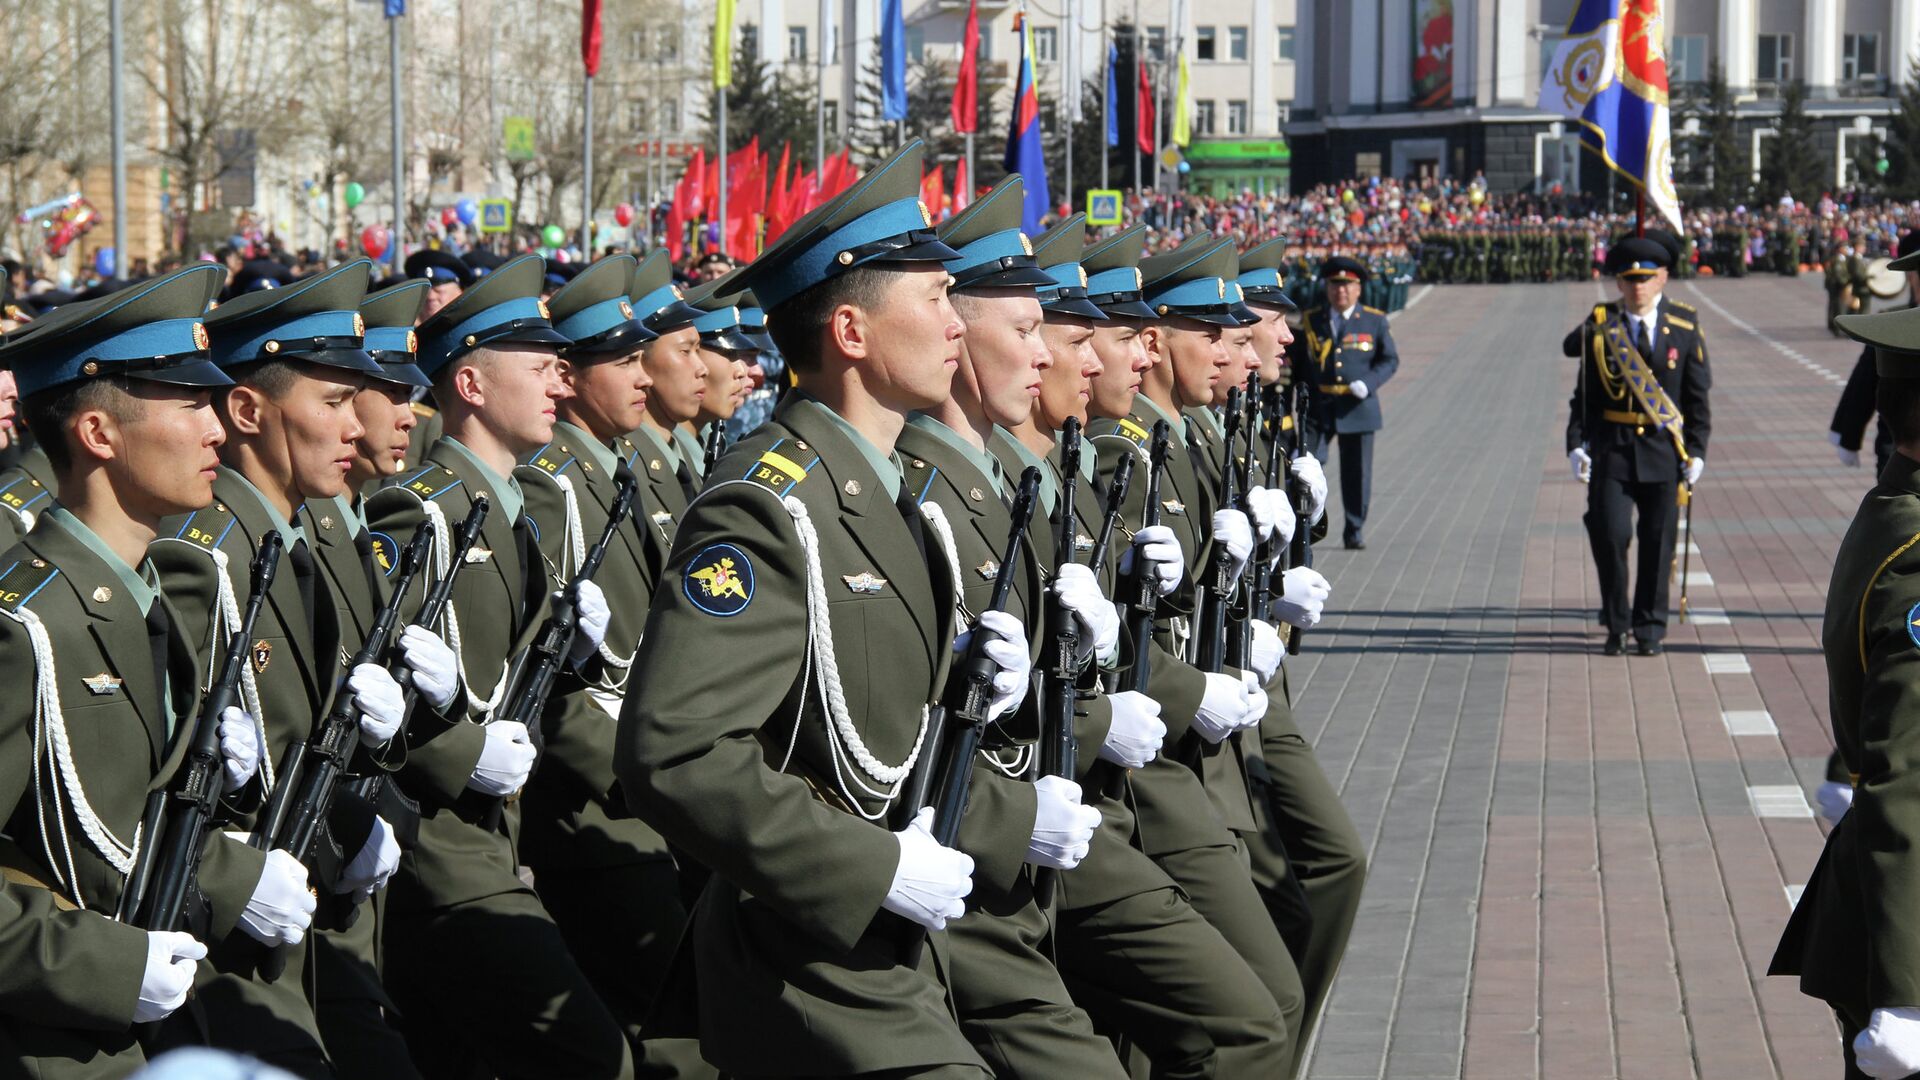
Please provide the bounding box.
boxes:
[0,446,55,551]
[615,393,982,1075]
[1773,452,1920,1014]
[628,423,695,529]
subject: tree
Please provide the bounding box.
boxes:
[699,26,820,158]
[1759,79,1821,204]
[0,0,110,258]
[1702,60,1744,207]
[1885,56,1920,199]
[847,49,966,170]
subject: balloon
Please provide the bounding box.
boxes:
[614,202,635,227]
[93,247,116,277]
[1341,189,1355,203]
[541,224,566,248]
[441,207,459,227]
[1177,161,1190,174]
[456,198,479,226]
[344,182,366,210]
[360,225,389,260]
[1468,188,1485,206]
[552,249,572,264]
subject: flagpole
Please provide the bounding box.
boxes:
[582,73,594,257]
[1063,0,1074,209]
[109,0,125,277]
[387,3,405,275]
[718,89,729,255]
[816,0,829,174]
[1099,0,1108,192]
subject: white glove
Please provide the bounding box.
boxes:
[466,720,536,796]
[397,624,458,710]
[1053,564,1120,666]
[1256,487,1297,546]
[336,815,400,901]
[217,707,259,794]
[1027,775,1102,870]
[567,579,612,665]
[1239,670,1269,730]
[1815,780,1854,824]
[1569,447,1593,483]
[1855,1006,1920,1079]
[1291,454,1329,523]
[1244,486,1278,542]
[1831,431,1862,468]
[1249,619,1285,683]
[1349,380,1370,400]
[1274,566,1331,630]
[882,806,974,932]
[1097,691,1165,769]
[954,610,1032,721]
[1211,509,1253,581]
[1193,672,1252,744]
[1685,457,1705,486]
[134,931,207,1023]
[238,848,317,947]
[349,663,405,748]
[1121,524,1185,596]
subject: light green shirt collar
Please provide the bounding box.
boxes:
[671,426,705,478]
[795,391,903,502]
[990,427,1053,514]
[441,437,524,524]
[321,494,364,538]
[552,421,620,480]
[221,467,306,550]
[49,507,159,616]
[1188,406,1225,441]
[912,414,1006,497]
[632,423,682,471]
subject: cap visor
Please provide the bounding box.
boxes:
[743,329,775,351]
[1243,287,1298,310]
[1097,298,1160,320]
[1614,268,1660,279]
[1042,296,1111,321]
[644,300,705,333]
[885,237,964,264]
[1229,304,1261,326]
[1892,251,1920,272]
[1839,307,1920,353]
[701,328,760,353]
[956,265,1059,290]
[371,360,432,388]
[296,347,386,376]
[133,358,235,388]
[564,322,656,361]
[1324,274,1361,284]
[487,326,571,349]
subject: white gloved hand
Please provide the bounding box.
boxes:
[239,849,317,947]
[1685,457,1705,486]
[1193,672,1252,744]
[567,580,612,665]
[1257,487,1297,546]
[1245,486,1279,542]
[1238,671,1269,730]
[951,610,1032,721]
[1291,455,1329,523]
[1027,776,1102,870]
[1121,524,1185,596]
[1274,566,1331,630]
[1211,509,1253,580]
[1098,691,1166,768]
[882,806,974,932]
[1349,380,1370,400]
[1831,431,1862,468]
[133,930,207,1023]
[1815,780,1854,825]
[349,663,405,748]
[466,720,536,796]
[217,707,259,794]
[1053,564,1120,666]
[1854,1006,1920,1079]
[397,624,458,711]
[1569,447,1593,484]
[336,815,400,901]
[1249,619,1285,683]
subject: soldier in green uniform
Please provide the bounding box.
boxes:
[0,431,54,549]
[0,265,284,1079]
[616,141,1022,1078]
[363,254,634,1079]
[627,251,708,508]
[681,277,758,477]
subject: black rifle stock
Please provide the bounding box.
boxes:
[1182,390,1242,768]
[1105,422,1170,799]
[701,422,728,479]
[1035,419,1082,908]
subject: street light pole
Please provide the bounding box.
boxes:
[109,0,126,278]
[388,7,406,275]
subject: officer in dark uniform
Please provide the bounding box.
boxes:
[1831,233,1920,477]
[1563,236,1712,656]
[1288,255,1399,550]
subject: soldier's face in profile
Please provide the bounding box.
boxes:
[420,283,462,323]
[953,290,1049,429]
[1037,316,1101,429]
[564,349,653,438]
[1087,321,1149,419]
[462,345,566,452]
[1215,327,1257,406]
[850,267,964,411]
[0,368,17,452]
[640,327,706,425]
[242,369,368,501]
[109,383,227,518]
[349,383,417,487]
[693,345,743,425]
[1164,319,1228,409]
[1251,308,1290,383]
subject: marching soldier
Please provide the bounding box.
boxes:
[626,251,708,508]
[682,278,758,474]
[1290,255,1399,550]
[1563,236,1711,657]
[1830,232,1920,478]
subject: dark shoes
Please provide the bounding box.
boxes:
[1603,633,1627,656]
[1636,639,1663,657]
[1344,540,1366,551]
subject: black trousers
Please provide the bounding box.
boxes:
[1306,429,1374,545]
[1584,468,1679,640]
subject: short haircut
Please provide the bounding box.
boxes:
[22,378,138,475]
[1878,367,1920,446]
[766,266,901,373]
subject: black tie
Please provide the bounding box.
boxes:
[146,603,176,740]
[1636,319,1653,360]
[895,487,929,566]
[288,538,317,636]
[674,458,700,503]
[513,516,545,617]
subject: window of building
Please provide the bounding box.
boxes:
[1355,151,1382,178]
[656,26,679,61]
[1146,26,1167,63]
[1275,27,1295,61]
[1226,100,1248,134]
[787,25,807,62]
[1670,34,1706,84]
[1275,102,1290,124]
[1844,33,1881,81]
[740,24,760,62]
[660,100,680,133]
[1227,27,1248,62]
[823,100,839,134]
[628,98,647,133]
[629,28,647,61]
[977,25,991,62]
[906,26,924,62]
[1195,26,1216,62]
[1757,33,1793,82]
[1194,99,1216,135]
[1033,26,1058,63]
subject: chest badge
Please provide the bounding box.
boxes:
[464,546,493,565]
[842,571,888,594]
[82,672,123,696]
[1162,499,1188,517]
[251,640,273,673]
[974,560,1000,580]
[1075,533,1094,552]
[684,544,756,616]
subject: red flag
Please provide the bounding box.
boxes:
[952,156,971,213]
[581,0,604,76]
[1136,59,1156,155]
[684,148,708,218]
[921,165,945,220]
[766,142,793,241]
[790,169,819,219]
[820,149,855,200]
[666,173,688,261]
[951,0,979,134]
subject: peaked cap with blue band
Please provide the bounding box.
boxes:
[629,250,702,333]
[684,268,761,354]
[737,140,960,312]
[1140,236,1239,326]
[1236,237,1297,311]
[415,253,569,378]
[204,258,383,378]
[737,303,774,353]
[406,248,474,288]
[1030,214,1108,322]
[358,280,433,388]
[1604,236,1671,278]
[1080,225,1158,320]
[938,175,1057,291]
[1224,281,1260,326]
[0,263,233,397]
[547,253,655,361]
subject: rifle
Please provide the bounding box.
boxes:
[1285,417,1312,655]
[1035,419,1082,908]
[701,422,729,479]
[1257,383,1288,630]
[482,472,639,829]
[902,467,1040,967]
[1224,377,1260,674]
[123,534,282,932]
[1104,422,1170,799]
[1194,388,1242,679]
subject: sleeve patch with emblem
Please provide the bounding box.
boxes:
[368,532,399,576]
[1907,600,1920,649]
[684,543,755,616]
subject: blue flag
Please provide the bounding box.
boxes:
[384,0,404,15]
[1004,18,1049,234]
[879,0,907,122]
[1105,44,1119,147]
[1535,0,1680,228]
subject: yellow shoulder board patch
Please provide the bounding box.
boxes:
[173,503,238,550]
[0,556,60,612]
[1665,315,1696,331]
[398,466,461,502]
[1116,417,1152,445]
[522,447,577,477]
[1667,300,1696,314]
[744,445,813,494]
[410,402,438,419]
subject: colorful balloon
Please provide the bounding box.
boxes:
[614,202,635,227]
[360,225,389,260]
[456,198,479,225]
[541,224,566,248]
[441,207,459,227]
[93,247,116,278]
[344,182,366,210]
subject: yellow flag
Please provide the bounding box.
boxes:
[714,0,735,88]
[1171,52,1191,147]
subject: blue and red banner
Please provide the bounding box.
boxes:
[1004,13,1050,234]
[1537,0,1680,229]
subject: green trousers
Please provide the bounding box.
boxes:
[1153,838,1307,1056]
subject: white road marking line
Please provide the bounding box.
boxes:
[1722,710,1778,736]
[1749,785,1813,818]
[1683,283,1845,382]
[1704,654,1751,675]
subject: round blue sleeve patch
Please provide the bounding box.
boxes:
[684,543,755,616]
[368,532,399,576]
[1908,601,1920,648]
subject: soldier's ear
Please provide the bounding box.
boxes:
[220,383,272,437]
[828,301,870,364]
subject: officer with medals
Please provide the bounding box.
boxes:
[1563,236,1712,656]
[0,265,275,1078]
[616,141,1020,1078]
[1288,255,1399,550]
[1772,302,1920,1079]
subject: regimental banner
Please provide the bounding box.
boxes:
[1536,0,1681,230]
[1412,0,1453,110]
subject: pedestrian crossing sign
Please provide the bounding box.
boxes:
[1086,189,1123,227]
[478,199,512,234]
